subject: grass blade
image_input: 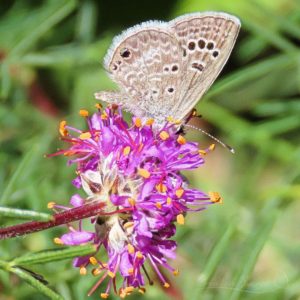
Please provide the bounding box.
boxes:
[13,245,97,266]
[9,0,77,57]
[0,206,53,221]
[193,222,236,297]
[227,211,279,300]
[0,147,36,205]
[9,266,63,300]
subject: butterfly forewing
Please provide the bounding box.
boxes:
[103,23,184,122]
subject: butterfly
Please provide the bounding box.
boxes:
[95,12,240,126]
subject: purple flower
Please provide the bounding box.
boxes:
[50,105,221,298]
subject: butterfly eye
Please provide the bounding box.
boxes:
[120,48,131,58]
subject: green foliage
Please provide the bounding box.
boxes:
[0,0,299,299]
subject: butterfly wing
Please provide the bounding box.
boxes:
[168,12,240,120]
[98,22,185,122]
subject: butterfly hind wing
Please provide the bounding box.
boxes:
[169,12,241,120]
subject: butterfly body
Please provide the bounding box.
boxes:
[95,12,240,126]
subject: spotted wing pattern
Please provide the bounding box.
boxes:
[96,12,240,124]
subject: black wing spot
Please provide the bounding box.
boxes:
[212,50,219,58]
[198,39,206,49]
[167,87,174,93]
[207,42,214,50]
[172,65,178,72]
[120,48,131,58]
[192,63,204,72]
[188,41,196,50]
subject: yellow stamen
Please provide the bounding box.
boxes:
[156,202,162,209]
[177,214,185,225]
[53,237,63,245]
[175,187,184,198]
[166,116,174,123]
[80,266,87,275]
[92,268,102,276]
[79,132,91,140]
[119,289,126,298]
[138,288,146,294]
[128,198,136,206]
[127,243,135,254]
[47,201,56,209]
[100,293,109,299]
[138,143,144,152]
[134,118,142,128]
[79,109,89,117]
[136,251,143,259]
[164,282,170,288]
[146,118,154,126]
[177,135,186,145]
[174,119,182,125]
[173,269,179,276]
[166,197,172,205]
[89,256,98,265]
[95,103,102,110]
[101,112,108,120]
[59,120,68,136]
[199,149,207,155]
[156,183,167,193]
[209,192,223,204]
[124,221,134,229]
[125,286,134,293]
[138,168,150,179]
[123,146,131,156]
[107,271,115,278]
[209,143,216,151]
[128,268,134,275]
[159,131,169,140]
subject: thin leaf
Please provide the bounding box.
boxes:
[0,146,37,205]
[207,54,297,98]
[8,266,63,300]
[13,245,97,266]
[9,0,77,58]
[193,222,236,297]
[227,211,279,300]
[0,207,53,221]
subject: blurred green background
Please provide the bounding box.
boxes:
[0,0,300,299]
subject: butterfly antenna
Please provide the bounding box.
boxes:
[185,124,235,154]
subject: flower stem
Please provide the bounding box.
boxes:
[0,202,105,240]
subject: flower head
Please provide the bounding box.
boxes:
[51,105,220,297]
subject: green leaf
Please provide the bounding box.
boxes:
[207,54,297,98]
[13,245,97,266]
[8,266,63,300]
[9,0,77,58]
[227,211,279,300]
[0,206,53,221]
[193,222,236,297]
[0,146,37,205]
